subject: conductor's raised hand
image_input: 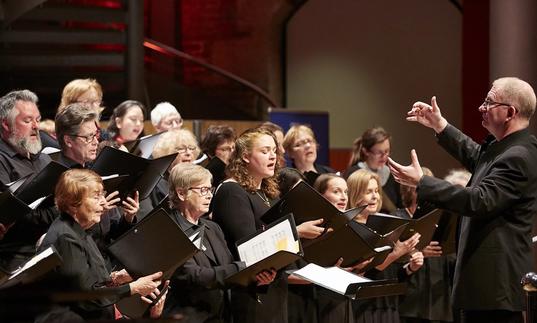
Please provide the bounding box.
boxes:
[407,96,448,133]
[388,149,423,187]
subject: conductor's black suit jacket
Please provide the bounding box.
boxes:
[417,124,537,311]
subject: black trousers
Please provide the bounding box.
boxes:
[460,310,523,323]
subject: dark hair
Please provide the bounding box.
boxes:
[277,167,306,195]
[200,125,236,157]
[55,103,98,150]
[313,173,343,195]
[349,127,391,167]
[106,100,146,138]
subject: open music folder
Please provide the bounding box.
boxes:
[91,146,177,200]
[290,263,407,299]
[225,214,303,287]
[261,181,366,233]
[366,208,443,250]
[7,161,68,205]
[108,208,200,318]
[0,190,32,225]
[0,246,62,289]
[303,221,407,269]
[123,131,166,158]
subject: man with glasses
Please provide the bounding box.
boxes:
[388,77,537,323]
[55,103,140,270]
[0,89,57,270]
[55,103,101,168]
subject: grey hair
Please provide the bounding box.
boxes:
[150,102,181,126]
[55,103,99,150]
[168,163,212,209]
[0,90,39,126]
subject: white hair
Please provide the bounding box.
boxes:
[150,102,181,126]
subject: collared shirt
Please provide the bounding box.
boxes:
[172,210,216,261]
[0,138,51,186]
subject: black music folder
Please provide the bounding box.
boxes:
[431,210,458,254]
[0,190,31,225]
[8,161,68,205]
[225,214,303,287]
[261,181,366,232]
[91,146,177,200]
[366,209,442,250]
[290,263,407,299]
[303,221,407,268]
[0,246,62,289]
[123,131,166,158]
[108,208,199,317]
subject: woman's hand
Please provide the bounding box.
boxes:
[407,251,424,274]
[297,218,331,240]
[141,280,170,319]
[122,191,139,223]
[393,232,421,258]
[104,191,121,211]
[422,241,442,258]
[255,269,277,286]
[110,269,133,285]
[129,271,162,296]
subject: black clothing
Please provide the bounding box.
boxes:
[38,213,130,320]
[301,163,335,186]
[394,208,455,322]
[164,210,245,322]
[212,181,288,323]
[56,152,84,169]
[40,131,60,149]
[418,125,537,311]
[0,138,58,272]
[204,156,227,187]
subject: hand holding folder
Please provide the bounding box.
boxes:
[261,181,366,237]
[366,209,442,250]
[303,220,407,269]
[91,146,177,200]
[225,214,303,287]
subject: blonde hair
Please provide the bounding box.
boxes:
[168,163,212,209]
[347,169,382,212]
[226,128,280,199]
[58,78,103,113]
[282,124,317,155]
[55,169,103,214]
[152,128,200,159]
[39,119,56,137]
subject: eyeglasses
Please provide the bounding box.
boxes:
[177,145,197,154]
[77,99,102,107]
[293,138,316,149]
[70,130,100,144]
[188,186,215,196]
[480,99,514,111]
[368,149,390,158]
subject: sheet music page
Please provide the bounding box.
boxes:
[294,263,371,295]
[237,219,299,267]
[138,133,162,158]
[8,247,54,279]
[41,147,61,155]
